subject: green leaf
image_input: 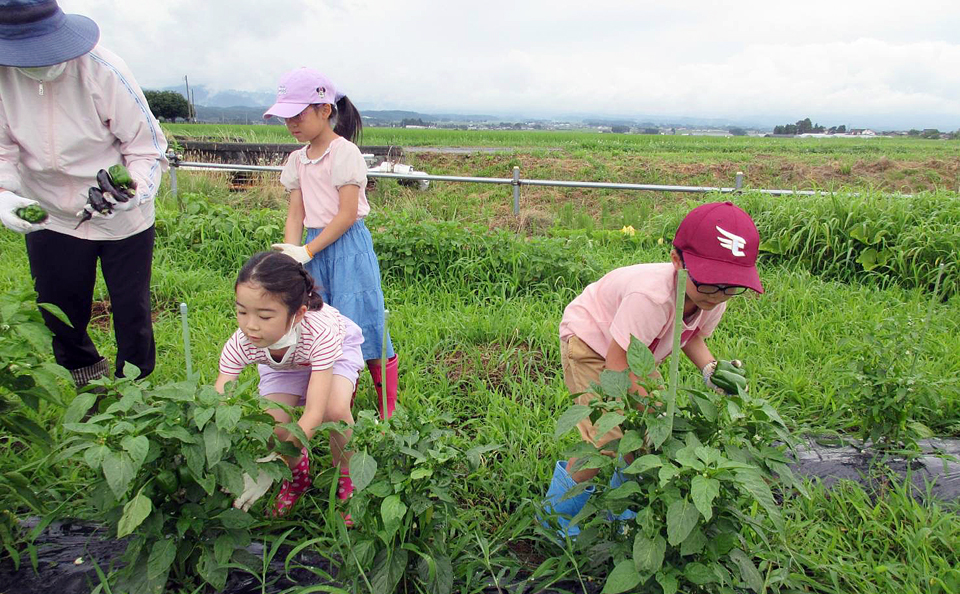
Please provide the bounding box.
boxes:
[122,361,141,380]
[214,533,237,564]
[410,467,433,480]
[592,412,626,444]
[102,450,136,499]
[215,405,242,432]
[155,425,199,444]
[218,508,254,529]
[618,430,647,456]
[121,435,149,470]
[729,548,764,592]
[856,247,879,271]
[215,462,245,496]
[735,469,783,529]
[38,302,72,327]
[196,472,217,496]
[117,494,152,538]
[198,546,228,591]
[194,407,215,431]
[627,335,655,377]
[675,446,705,471]
[83,444,109,471]
[203,424,227,469]
[666,498,699,546]
[695,446,721,466]
[691,475,720,521]
[624,454,662,475]
[555,405,592,439]
[726,400,745,421]
[350,450,377,492]
[633,533,666,574]
[63,393,98,425]
[760,403,786,427]
[647,415,672,449]
[147,538,176,581]
[183,443,205,478]
[656,571,679,594]
[684,562,717,585]
[602,559,642,594]
[607,481,643,499]
[680,528,707,556]
[599,369,631,399]
[381,495,407,538]
[692,395,718,422]
[658,463,679,487]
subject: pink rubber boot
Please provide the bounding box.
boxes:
[338,466,355,527]
[272,447,310,517]
[368,355,398,419]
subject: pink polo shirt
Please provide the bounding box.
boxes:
[559,263,726,364]
[279,137,370,229]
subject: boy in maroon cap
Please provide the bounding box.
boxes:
[543,201,764,538]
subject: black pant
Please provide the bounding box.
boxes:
[25,226,156,379]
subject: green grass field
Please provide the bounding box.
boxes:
[2,128,959,593]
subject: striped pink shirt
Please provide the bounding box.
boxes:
[219,307,346,375]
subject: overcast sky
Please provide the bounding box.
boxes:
[66,0,960,130]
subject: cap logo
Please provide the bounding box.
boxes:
[716,226,746,257]
[278,85,287,95]
[316,86,325,99]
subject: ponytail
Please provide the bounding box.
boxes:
[236,251,324,314]
[332,95,363,145]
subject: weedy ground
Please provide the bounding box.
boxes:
[1,127,958,593]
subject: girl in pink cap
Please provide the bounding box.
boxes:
[266,68,399,423]
[215,251,365,518]
[542,201,764,538]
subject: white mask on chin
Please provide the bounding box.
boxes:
[265,318,301,350]
[17,62,68,81]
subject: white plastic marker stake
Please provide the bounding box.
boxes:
[180,302,193,379]
[380,310,390,415]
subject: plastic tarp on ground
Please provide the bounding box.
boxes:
[789,437,960,503]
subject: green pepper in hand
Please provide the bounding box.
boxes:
[704,359,748,395]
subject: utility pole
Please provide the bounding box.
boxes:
[183,75,193,122]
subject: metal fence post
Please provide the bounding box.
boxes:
[512,166,520,215]
[735,171,743,192]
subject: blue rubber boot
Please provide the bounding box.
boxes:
[608,467,638,525]
[540,461,594,539]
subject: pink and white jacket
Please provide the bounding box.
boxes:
[0,45,167,240]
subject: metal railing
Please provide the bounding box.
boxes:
[165,152,895,215]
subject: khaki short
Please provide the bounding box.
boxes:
[560,335,624,449]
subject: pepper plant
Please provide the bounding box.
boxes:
[59,371,297,593]
[550,271,805,594]
[320,407,498,594]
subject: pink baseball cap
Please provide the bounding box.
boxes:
[263,68,338,119]
[672,201,763,293]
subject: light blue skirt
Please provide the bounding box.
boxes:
[304,219,395,361]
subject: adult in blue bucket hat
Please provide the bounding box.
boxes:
[0,0,168,396]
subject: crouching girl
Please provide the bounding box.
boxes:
[215,251,364,517]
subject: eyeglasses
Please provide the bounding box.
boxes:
[688,273,748,296]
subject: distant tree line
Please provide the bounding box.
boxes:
[773,118,847,135]
[143,90,191,121]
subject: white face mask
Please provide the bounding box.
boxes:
[17,62,68,82]
[265,317,301,350]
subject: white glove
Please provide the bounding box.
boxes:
[102,192,140,212]
[233,452,282,511]
[271,243,313,264]
[0,191,46,234]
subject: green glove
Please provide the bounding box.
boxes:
[704,359,748,395]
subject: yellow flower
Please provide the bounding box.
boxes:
[657,237,664,245]
[620,225,636,236]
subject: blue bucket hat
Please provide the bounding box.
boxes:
[0,0,99,67]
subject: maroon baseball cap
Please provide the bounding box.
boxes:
[672,201,763,293]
